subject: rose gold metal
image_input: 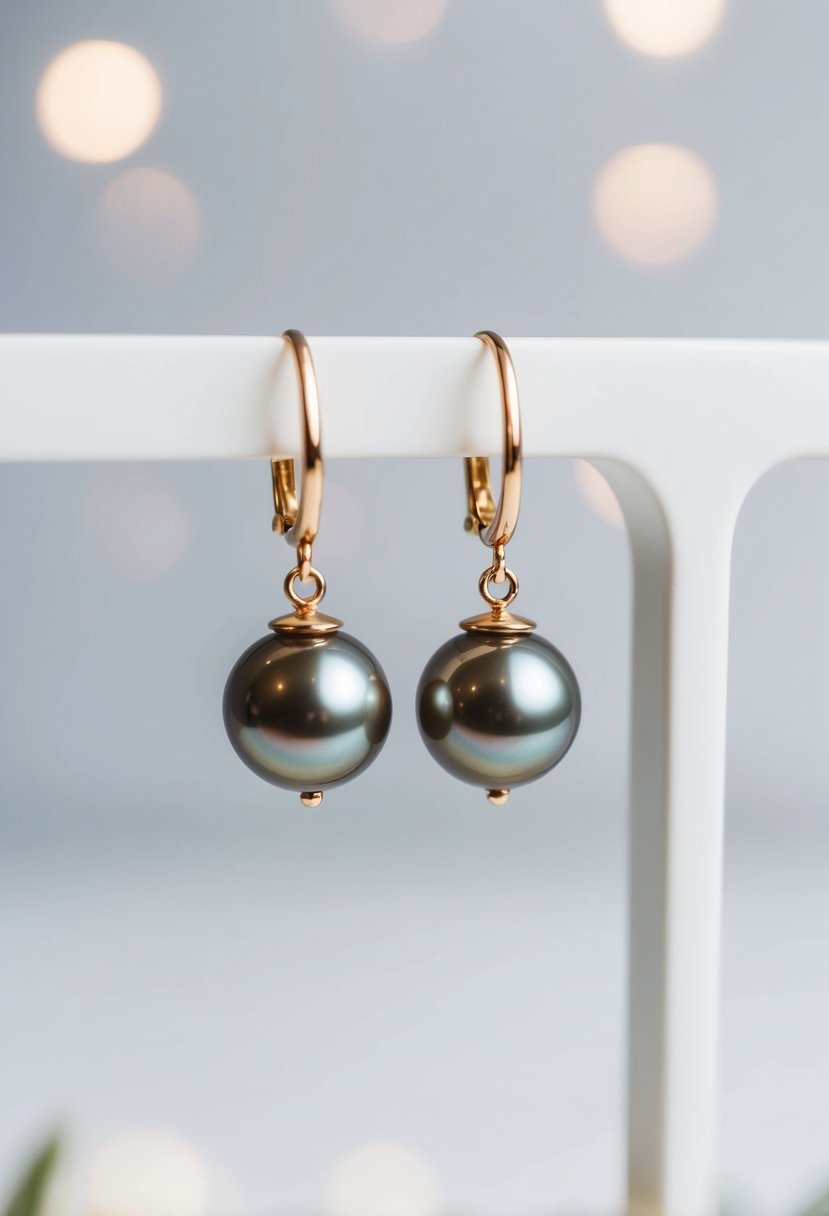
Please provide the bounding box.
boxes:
[272,329,324,552]
[269,609,343,636]
[300,791,323,808]
[460,611,536,635]
[478,564,520,609]
[459,561,536,635]
[464,331,522,549]
[284,564,326,611]
[462,337,532,629]
[268,563,343,636]
[297,538,313,583]
[486,788,510,806]
[267,330,342,635]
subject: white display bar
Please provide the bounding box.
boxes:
[3,333,829,1216]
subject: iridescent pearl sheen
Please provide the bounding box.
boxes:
[224,631,392,791]
[417,631,580,790]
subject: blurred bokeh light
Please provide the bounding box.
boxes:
[82,469,192,580]
[87,1130,210,1216]
[592,143,718,266]
[603,0,727,57]
[574,460,625,529]
[36,40,162,163]
[327,1142,441,1216]
[330,0,449,46]
[315,475,366,567]
[94,166,202,284]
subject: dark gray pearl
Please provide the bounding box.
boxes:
[224,631,392,792]
[417,632,580,791]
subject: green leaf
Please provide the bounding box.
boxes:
[2,1135,60,1216]
[797,1186,829,1216]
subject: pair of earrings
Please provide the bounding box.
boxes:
[223,330,581,807]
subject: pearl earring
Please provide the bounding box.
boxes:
[224,330,392,807]
[416,331,580,805]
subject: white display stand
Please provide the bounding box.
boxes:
[3,333,828,1216]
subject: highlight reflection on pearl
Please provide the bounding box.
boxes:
[36,40,162,163]
[417,633,580,790]
[603,0,727,58]
[224,631,392,792]
[574,460,625,529]
[593,143,718,266]
[95,167,202,284]
[330,0,449,46]
[327,1143,441,1216]
[320,652,369,714]
[82,470,191,580]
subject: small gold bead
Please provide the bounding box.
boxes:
[300,791,323,808]
[486,788,509,807]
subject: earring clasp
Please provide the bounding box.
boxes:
[272,329,324,557]
[464,331,522,549]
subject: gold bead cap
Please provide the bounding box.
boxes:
[459,609,536,636]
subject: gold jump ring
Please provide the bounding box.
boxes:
[284,565,326,613]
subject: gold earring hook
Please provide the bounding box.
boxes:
[272,329,324,568]
[268,330,341,637]
[464,331,522,550]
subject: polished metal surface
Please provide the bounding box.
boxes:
[417,631,580,791]
[464,331,522,548]
[224,631,392,792]
[271,329,324,549]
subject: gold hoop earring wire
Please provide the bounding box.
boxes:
[462,331,532,631]
[465,329,522,552]
[270,329,340,634]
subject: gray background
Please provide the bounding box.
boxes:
[1,2,828,1214]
